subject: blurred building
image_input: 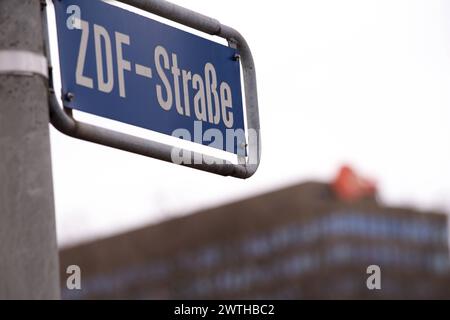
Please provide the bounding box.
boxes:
[60,178,450,299]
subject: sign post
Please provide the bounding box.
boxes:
[0,0,60,299]
[0,0,258,299]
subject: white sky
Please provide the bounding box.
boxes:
[48,0,450,247]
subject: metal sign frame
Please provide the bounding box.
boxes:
[47,0,261,179]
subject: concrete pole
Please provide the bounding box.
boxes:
[0,0,60,299]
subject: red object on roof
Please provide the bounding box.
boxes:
[332,166,377,201]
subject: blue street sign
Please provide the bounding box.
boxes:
[53,0,245,155]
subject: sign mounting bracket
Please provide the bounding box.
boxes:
[46,0,261,179]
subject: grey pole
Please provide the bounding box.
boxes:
[0,0,60,299]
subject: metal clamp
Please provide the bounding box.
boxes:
[47,0,261,179]
[0,50,48,78]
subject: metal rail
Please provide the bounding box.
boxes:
[47,0,261,179]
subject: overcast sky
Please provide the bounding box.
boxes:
[47,0,450,247]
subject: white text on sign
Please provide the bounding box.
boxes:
[74,20,235,129]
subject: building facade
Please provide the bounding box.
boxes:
[60,182,450,299]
